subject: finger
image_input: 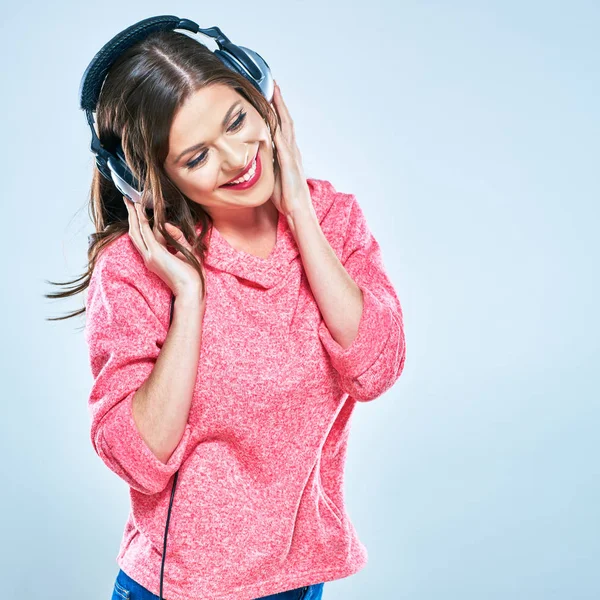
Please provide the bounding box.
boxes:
[277,121,302,168]
[154,222,180,257]
[124,197,146,254]
[273,83,295,142]
[150,218,175,246]
[165,223,200,260]
[273,82,292,126]
[273,125,290,162]
[133,202,153,254]
[164,223,192,252]
[153,222,167,246]
[275,128,297,177]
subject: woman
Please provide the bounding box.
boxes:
[76,28,405,600]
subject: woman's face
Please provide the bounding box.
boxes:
[163,83,276,218]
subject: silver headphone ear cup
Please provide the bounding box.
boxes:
[213,48,273,102]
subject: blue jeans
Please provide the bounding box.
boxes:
[112,567,325,600]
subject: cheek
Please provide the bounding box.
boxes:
[248,113,271,142]
[171,167,217,197]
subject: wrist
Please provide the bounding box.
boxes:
[174,287,206,311]
[286,203,319,236]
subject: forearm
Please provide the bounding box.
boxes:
[287,207,363,350]
[132,290,205,464]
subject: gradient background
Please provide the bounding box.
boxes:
[1,1,598,599]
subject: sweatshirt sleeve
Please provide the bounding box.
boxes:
[84,241,192,495]
[317,193,406,402]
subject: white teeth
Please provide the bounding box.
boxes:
[227,156,257,185]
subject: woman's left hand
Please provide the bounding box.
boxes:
[270,81,315,219]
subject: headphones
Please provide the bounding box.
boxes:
[79,16,274,599]
[79,14,274,205]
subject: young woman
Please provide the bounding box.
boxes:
[71,28,405,600]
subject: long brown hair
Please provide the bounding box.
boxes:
[45,29,280,322]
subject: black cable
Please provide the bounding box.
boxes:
[160,292,177,600]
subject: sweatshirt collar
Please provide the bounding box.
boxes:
[198,204,300,290]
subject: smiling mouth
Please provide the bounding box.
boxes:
[221,149,259,186]
[219,150,262,191]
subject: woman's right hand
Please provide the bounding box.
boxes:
[124,197,205,302]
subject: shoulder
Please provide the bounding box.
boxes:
[86,232,171,317]
[307,177,355,220]
[94,232,144,276]
[306,177,361,250]
[88,234,143,300]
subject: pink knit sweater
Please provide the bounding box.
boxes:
[85,178,406,600]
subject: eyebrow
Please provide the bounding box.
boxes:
[173,100,242,164]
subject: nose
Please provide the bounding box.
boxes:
[222,144,249,175]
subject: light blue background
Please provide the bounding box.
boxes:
[1,1,598,599]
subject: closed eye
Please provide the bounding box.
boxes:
[185,110,247,170]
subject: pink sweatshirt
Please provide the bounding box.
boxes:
[85,178,406,600]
